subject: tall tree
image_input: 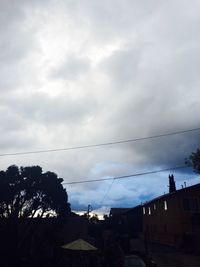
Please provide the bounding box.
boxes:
[186,148,200,173]
[0,165,70,219]
[0,165,71,265]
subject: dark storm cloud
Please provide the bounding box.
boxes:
[93,24,200,170]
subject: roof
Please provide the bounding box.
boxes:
[123,205,142,214]
[62,239,97,251]
[143,183,200,206]
[110,208,131,216]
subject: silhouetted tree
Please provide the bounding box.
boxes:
[103,214,109,221]
[186,148,200,173]
[0,165,70,219]
[90,213,99,223]
[0,165,71,266]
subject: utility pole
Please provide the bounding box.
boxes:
[87,204,92,219]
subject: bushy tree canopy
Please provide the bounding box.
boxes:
[186,148,200,174]
[0,165,70,219]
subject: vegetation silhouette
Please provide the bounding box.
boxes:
[0,165,71,267]
[0,165,70,219]
[186,148,200,173]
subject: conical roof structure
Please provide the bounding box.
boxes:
[61,239,97,251]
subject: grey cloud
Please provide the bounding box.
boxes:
[100,46,141,88]
[50,55,91,80]
[0,0,200,212]
[1,91,97,126]
[63,0,160,43]
[0,1,25,29]
[0,1,38,63]
[153,1,200,46]
[91,14,200,170]
[0,30,36,64]
[0,60,38,91]
[0,2,41,92]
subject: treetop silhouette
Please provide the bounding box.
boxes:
[0,165,70,219]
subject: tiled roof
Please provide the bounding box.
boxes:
[143,183,200,206]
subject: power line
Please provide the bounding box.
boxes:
[0,127,199,157]
[63,165,190,185]
[100,178,115,206]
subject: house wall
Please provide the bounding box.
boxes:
[143,185,200,246]
[123,206,143,237]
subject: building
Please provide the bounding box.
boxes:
[143,180,200,249]
[109,208,131,218]
[109,206,143,238]
[122,206,143,238]
[109,208,131,235]
[108,207,143,253]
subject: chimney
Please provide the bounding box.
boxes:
[169,174,176,193]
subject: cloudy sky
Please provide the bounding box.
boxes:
[1,0,200,215]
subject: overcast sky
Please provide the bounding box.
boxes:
[1,0,200,215]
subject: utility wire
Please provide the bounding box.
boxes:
[63,165,190,185]
[0,127,199,157]
[99,178,116,206]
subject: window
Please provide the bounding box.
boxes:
[153,204,156,210]
[183,198,199,211]
[143,207,146,215]
[148,207,151,215]
[164,200,168,210]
